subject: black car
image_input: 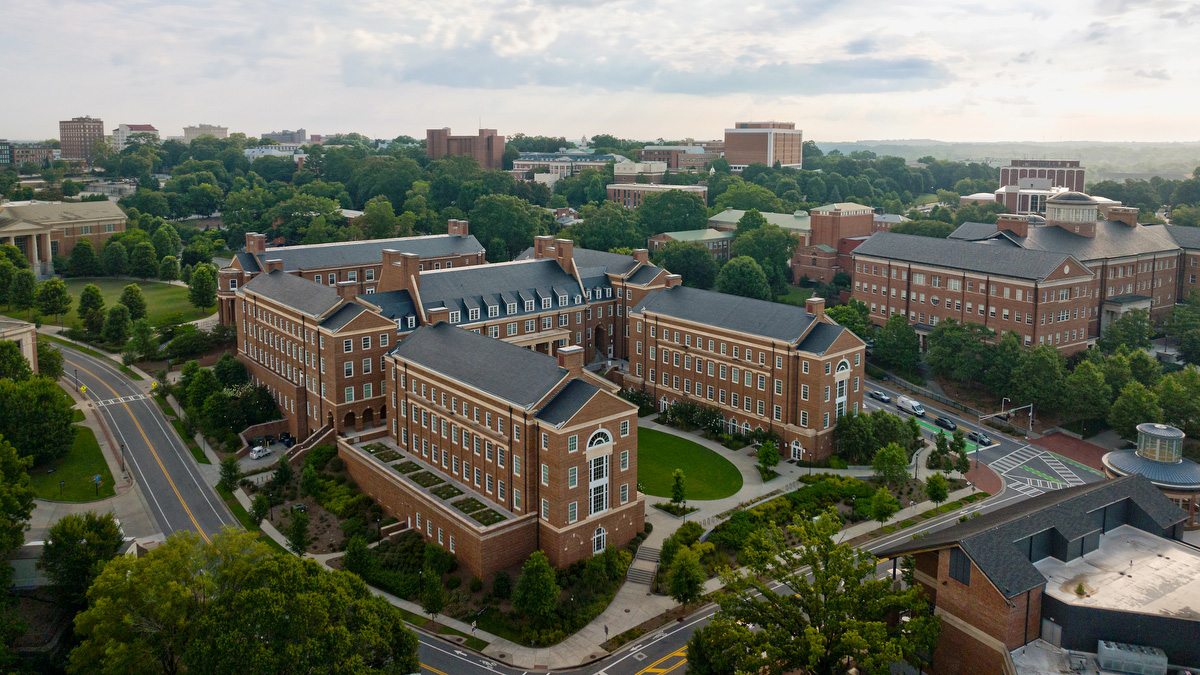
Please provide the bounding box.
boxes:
[967,430,993,446]
[933,416,957,432]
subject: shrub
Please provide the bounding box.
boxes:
[492,571,512,599]
[306,444,338,472]
[446,576,462,590]
[470,576,483,593]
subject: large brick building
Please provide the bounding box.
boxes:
[511,151,630,179]
[217,222,485,324]
[425,128,505,170]
[851,232,1098,354]
[637,144,723,171]
[791,202,890,284]
[876,476,1195,675]
[0,200,127,276]
[606,183,708,209]
[723,121,803,171]
[626,290,865,461]
[338,324,644,577]
[58,116,105,163]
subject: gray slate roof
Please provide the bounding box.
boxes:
[632,285,818,343]
[241,270,342,318]
[536,379,601,426]
[852,232,1078,280]
[1166,225,1200,250]
[420,259,586,321]
[391,323,567,408]
[358,289,417,323]
[235,252,262,273]
[797,322,846,355]
[319,303,367,330]
[573,248,640,277]
[875,475,1186,598]
[950,221,1182,262]
[628,265,664,285]
[253,234,483,271]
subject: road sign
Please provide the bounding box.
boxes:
[93,474,101,483]
[80,385,87,394]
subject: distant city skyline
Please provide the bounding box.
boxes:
[2,0,1196,143]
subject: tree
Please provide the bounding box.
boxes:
[189,264,217,310]
[10,269,36,317]
[687,618,757,675]
[420,563,447,622]
[38,511,124,607]
[983,329,1022,395]
[218,456,241,494]
[37,337,64,380]
[700,511,939,675]
[869,486,900,527]
[926,319,995,386]
[925,473,950,512]
[0,434,33,668]
[151,224,181,261]
[513,550,560,621]
[118,283,147,321]
[102,303,132,344]
[214,352,248,386]
[734,208,768,237]
[1158,369,1200,437]
[873,314,920,375]
[69,531,421,675]
[756,441,780,473]
[35,277,72,322]
[285,511,311,555]
[634,189,708,235]
[129,241,158,278]
[1064,360,1111,422]
[0,341,31,381]
[360,198,403,239]
[567,202,643,252]
[671,468,687,507]
[1011,345,1067,413]
[651,241,718,289]
[729,224,801,295]
[0,259,14,307]
[249,494,270,526]
[1097,308,1152,353]
[872,442,909,490]
[715,255,771,300]
[1126,348,1162,389]
[78,282,104,317]
[68,239,99,276]
[272,454,294,488]
[1108,381,1163,438]
[127,319,158,362]
[826,299,872,340]
[0,377,75,463]
[99,241,128,276]
[467,194,552,261]
[835,412,876,464]
[667,546,705,606]
[158,255,179,282]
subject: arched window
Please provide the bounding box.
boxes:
[660,396,669,412]
[593,526,607,554]
[791,440,803,460]
[728,418,739,434]
[742,422,751,435]
[587,429,612,448]
[836,359,851,374]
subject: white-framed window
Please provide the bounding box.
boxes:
[568,435,578,452]
[344,361,354,377]
[343,339,352,353]
[620,450,629,471]
[541,499,550,519]
[449,311,461,323]
[620,420,629,437]
[568,502,578,523]
[620,483,629,504]
[362,358,371,374]
[568,467,578,488]
[344,387,354,402]
[593,526,606,554]
[541,463,549,485]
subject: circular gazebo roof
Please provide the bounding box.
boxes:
[1104,449,1200,491]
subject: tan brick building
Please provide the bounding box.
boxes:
[338,324,644,577]
[425,128,505,170]
[59,115,105,163]
[626,290,865,461]
[217,221,484,324]
[876,476,1194,675]
[723,121,803,171]
[0,200,127,276]
[851,232,1098,354]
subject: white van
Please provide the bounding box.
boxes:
[250,445,272,460]
[896,396,925,417]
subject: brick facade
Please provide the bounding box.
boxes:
[425,128,505,170]
[723,122,803,170]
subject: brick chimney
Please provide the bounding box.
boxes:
[533,235,555,260]
[1109,206,1139,227]
[996,214,1029,238]
[246,232,266,255]
[665,274,683,288]
[554,238,576,276]
[378,249,421,294]
[426,306,450,324]
[557,344,584,377]
[265,258,284,273]
[806,296,825,321]
[632,249,649,264]
[335,281,358,301]
[447,219,469,237]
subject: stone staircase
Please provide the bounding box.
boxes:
[626,545,660,585]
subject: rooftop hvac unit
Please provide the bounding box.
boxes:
[1096,641,1168,675]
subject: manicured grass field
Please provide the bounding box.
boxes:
[637,428,743,500]
[3,277,214,327]
[776,284,814,306]
[30,425,116,502]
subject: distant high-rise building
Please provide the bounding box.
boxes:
[111,124,159,150]
[262,128,306,144]
[426,128,505,170]
[183,124,229,143]
[994,160,1087,213]
[723,121,803,171]
[59,116,105,163]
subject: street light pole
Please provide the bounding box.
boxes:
[74,368,79,392]
[119,443,125,474]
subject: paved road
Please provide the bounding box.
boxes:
[57,343,239,542]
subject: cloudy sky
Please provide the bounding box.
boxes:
[3,0,1196,143]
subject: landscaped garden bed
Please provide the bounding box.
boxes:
[394,461,421,474]
[452,497,486,514]
[652,503,698,517]
[470,509,506,526]
[430,484,463,500]
[363,442,389,454]
[409,471,445,488]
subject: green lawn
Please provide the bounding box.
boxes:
[913,193,938,206]
[3,277,214,327]
[637,428,743,500]
[30,425,116,502]
[776,284,813,306]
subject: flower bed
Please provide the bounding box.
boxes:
[653,503,698,517]
[452,497,486,514]
[409,471,445,488]
[471,509,506,526]
[374,449,402,463]
[431,484,464,500]
[363,442,389,454]
[394,461,421,474]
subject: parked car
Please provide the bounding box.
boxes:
[896,396,925,417]
[249,445,272,460]
[967,430,993,446]
[869,390,891,403]
[291,503,307,513]
[934,416,958,432]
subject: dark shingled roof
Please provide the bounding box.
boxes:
[632,285,817,343]
[358,289,417,323]
[797,322,847,355]
[1166,225,1200,250]
[253,234,483,271]
[853,232,1079,280]
[241,270,342,318]
[573,248,640,277]
[319,303,367,330]
[418,259,586,321]
[628,265,664,285]
[391,323,567,408]
[949,221,1182,262]
[536,379,601,426]
[875,475,1186,598]
[235,252,262,273]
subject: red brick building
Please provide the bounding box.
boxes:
[338,324,644,578]
[627,291,865,461]
[723,121,803,171]
[999,159,1085,192]
[217,222,484,325]
[0,200,127,276]
[58,116,105,163]
[637,144,722,171]
[876,476,1194,675]
[791,202,887,284]
[425,128,505,170]
[606,183,707,209]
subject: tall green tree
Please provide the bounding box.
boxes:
[634,189,708,235]
[285,511,310,555]
[872,442,910,490]
[360,198,404,240]
[513,550,560,622]
[118,283,147,321]
[983,329,1022,395]
[667,546,705,606]
[1097,308,1152,353]
[734,208,768,236]
[869,486,900,527]
[129,241,158,278]
[1157,369,1200,437]
[687,619,756,675]
[1108,381,1163,438]
[158,255,180,282]
[102,303,132,344]
[9,269,36,317]
[38,511,124,607]
[0,434,34,670]
[834,412,876,464]
[150,224,182,261]
[0,259,14,307]
[715,256,771,300]
[419,563,447,622]
[1064,360,1111,422]
[568,202,643,252]
[926,319,995,386]
[218,456,241,494]
[1011,345,1067,413]
[127,318,158,361]
[925,473,950,512]
[467,194,552,261]
[826,299,872,340]
[873,314,920,375]
[100,240,128,276]
[0,377,75,463]
[697,511,938,675]
[37,338,64,380]
[214,352,248,386]
[69,239,100,276]
[189,264,217,310]
[729,224,801,295]
[0,342,33,382]
[651,241,718,289]
[35,277,72,322]
[671,468,687,507]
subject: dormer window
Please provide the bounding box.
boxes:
[605,288,612,298]
[449,311,461,323]
[575,295,582,304]
[541,297,551,310]
[488,305,499,318]
[468,308,480,321]
[507,302,517,314]
[406,316,416,329]
[525,300,534,312]
[558,294,567,307]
